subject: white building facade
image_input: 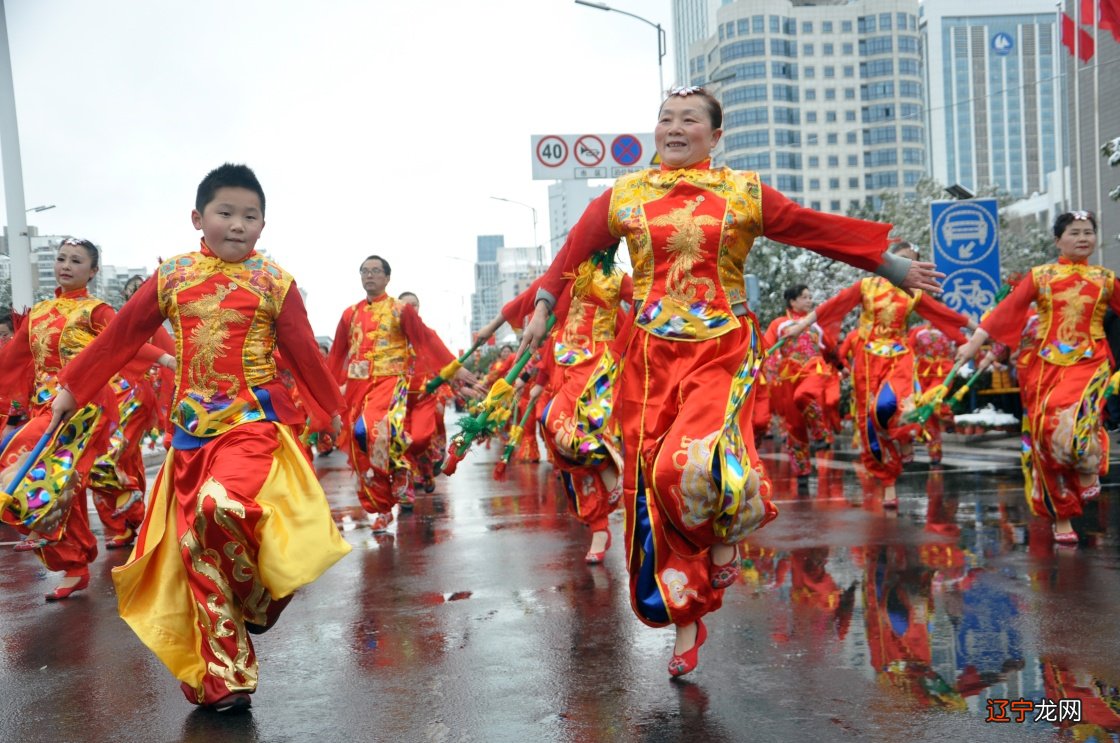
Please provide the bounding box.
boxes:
[688,0,926,213]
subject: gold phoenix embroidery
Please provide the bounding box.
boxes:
[29,314,62,372]
[180,283,249,401]
[1053,280,1093,345]
[647,196,719,304]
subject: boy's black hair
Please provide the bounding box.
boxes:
[1053,211,1097,238]
[361,255,391,276]
[196,163,266,216]
[398,291,418,301]
[783,284,809,308]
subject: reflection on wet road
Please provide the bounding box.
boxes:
[0,431,1116,742]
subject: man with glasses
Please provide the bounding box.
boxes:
[329,256,476,531]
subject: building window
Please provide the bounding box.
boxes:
[830,200,842,211]
[803,43,814,56]
[898,36,919,54]
[753,15,764,33]
[807,133,819,145]
[773,84,799,101]
[802,21,813,34]
[822,21,833,33]
[770,15,779,33]
[805,88,816,100]
[858,16,875,33]
[829,177,840,189]
[724,130,771,149]
[811,200,822,210]
[725,22,735,39]
[827,156,839,167]
[776,130,801,146]
[825,88,836,100]
[844,88,856,100]
[810,178,821,190]
[846,131,857,143]
[738,19,750,35]
[724,107,769,127]
[728,153,770,170]
[827,133,838,144]
[809,156,820,167]
[804,66,816,79]
[806,111,818,123]
[774,107,800,124]
[776,175,803,192]
[847,156,858,167]
[824,65,836,78]
[842,20,853,33]
[823,43,834,56]
[776,152,802,169]
[859,37,893,56]
[723,84,768,105]
[826,111,837,123]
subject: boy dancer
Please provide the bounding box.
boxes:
[53,163,350,712]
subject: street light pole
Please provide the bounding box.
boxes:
[489,196,540,267]
[0,0,32,310]
[575,0,666,100]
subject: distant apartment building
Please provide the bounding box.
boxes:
[686,0,926,213]
[469,235,503,336]
[922,0,1063,199]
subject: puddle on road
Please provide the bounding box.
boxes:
[736,454,1120,735]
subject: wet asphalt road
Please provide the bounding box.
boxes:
[0,428,1118,742]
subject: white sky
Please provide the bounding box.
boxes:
[1,0,674,349]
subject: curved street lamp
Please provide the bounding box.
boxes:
[575,0,666,101]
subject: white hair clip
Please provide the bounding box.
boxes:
[667,85,702,97]
[1071,210,1093,221]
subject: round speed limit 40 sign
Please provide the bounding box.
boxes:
[536,136,568,168]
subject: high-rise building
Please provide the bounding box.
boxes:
[672,0,728,87]
[921,0,1063,199]
[547,179,607,260]
[687,0,926,213]
[469,235,503,336]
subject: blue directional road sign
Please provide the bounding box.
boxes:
[930,198,1001,321]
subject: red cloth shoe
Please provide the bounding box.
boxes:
[1053,527,1078,545]
[14,536,51,552]
[45,570,90,602]
[668,619,708,678]
[584,530,612,564]
[105,533,135,550]
[369,512,394,533]
[710,549,739,589]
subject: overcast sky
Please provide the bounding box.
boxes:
[1,0,674,348]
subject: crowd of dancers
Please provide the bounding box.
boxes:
[0,86,1115,715]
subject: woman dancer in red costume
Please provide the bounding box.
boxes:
[957,211,1118,544]
[908,320,958,466]
[786,242,971,507]
[88,276,176,550]
[763,284,838,480]
[0,239,172,599]
[520,87,943,676]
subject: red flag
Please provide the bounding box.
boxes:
[1079,0,1120,44]
[1102,0,1120,42]
[1062,12,1096,61]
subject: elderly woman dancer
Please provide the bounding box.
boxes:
[957,211,1119,544]
[521,86,942,676]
